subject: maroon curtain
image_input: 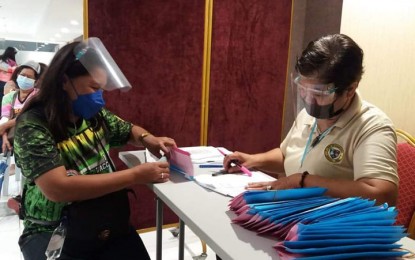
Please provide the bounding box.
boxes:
[208,0,291,153]
[88,0,291,229]
[88,0,205,228]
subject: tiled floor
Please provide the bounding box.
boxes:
[141,227,216,260]
[0,157,217,259]
[0,214,216,260]
[1,173,216,260]
[0,166,24,260]
[0,214,23,260]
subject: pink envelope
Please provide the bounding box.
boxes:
[229,193,246,210]
[273,242,300,260]
[170,147,194,179]
[232,212,255,223]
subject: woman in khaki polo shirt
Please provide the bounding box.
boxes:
[224,34,398,206]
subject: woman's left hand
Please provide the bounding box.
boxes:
[1,132,12,153]
[246,173,302,190]
[142,135,177,158]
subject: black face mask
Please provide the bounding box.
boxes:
[302,99,344,119]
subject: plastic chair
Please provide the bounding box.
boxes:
[396,129,415,146]
[395,129,415,239]
[0,151,11,196]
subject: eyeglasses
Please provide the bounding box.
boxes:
[294,76,337,97]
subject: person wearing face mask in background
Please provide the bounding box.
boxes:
[13,38,176,260]
[3,65,24,96]
[4,62,49,95]
[2,61,47,217]
[0,60,43,153]
[0,66,22,155]
[223,34,398,206]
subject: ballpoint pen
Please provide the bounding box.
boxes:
[217,148,252,177]
[212,170,226,176]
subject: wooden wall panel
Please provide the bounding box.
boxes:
[88,0,205,228]
[207,0,292,153]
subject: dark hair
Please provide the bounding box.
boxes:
[0,47,17,62]
[295,34,364,94]
[34,63,49,88]
[21,41,97,141]
[39,62,48,75]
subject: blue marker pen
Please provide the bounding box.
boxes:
[199,164,223,168]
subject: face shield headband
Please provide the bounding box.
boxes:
[291,73,344,119]
[73,37,132,92]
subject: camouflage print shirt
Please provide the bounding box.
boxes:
[14,107,133,237]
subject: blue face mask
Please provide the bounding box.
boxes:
[16,75,35,90]
[72,90,105,119]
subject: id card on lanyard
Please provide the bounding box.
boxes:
[300,120,335,167]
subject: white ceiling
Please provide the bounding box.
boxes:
[0,0,83,44]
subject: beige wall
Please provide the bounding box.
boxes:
[341,0,415,136]
[283,0,343,140]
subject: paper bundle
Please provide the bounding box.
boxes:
[229,187,409,259]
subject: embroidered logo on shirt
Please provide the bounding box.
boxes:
[324,144,344,163]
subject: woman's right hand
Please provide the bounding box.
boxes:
[132,161,170,184]
[223,151,259,173]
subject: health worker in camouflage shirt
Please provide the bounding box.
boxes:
[14,38,176,260]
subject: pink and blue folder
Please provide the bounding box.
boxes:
[229,187,410,259]
[169,147,194,179]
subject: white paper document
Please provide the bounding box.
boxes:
[145,149,158,162]
[179,146,231,164]
[193,170,275,197]
[147,146,275,197]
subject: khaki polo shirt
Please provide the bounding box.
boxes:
[280,92,398,185]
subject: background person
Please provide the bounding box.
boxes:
[3,66,23,95]
[3,61,47,95]
[0,47,18,103]
[0,60,42,153]
[2,61,44,216]
[14,38,176,260]
[224,34,398,206]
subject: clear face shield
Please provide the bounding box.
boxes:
[73,37,132,92]
[290,72,338,119]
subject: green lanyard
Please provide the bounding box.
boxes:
[300,120,335,167]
